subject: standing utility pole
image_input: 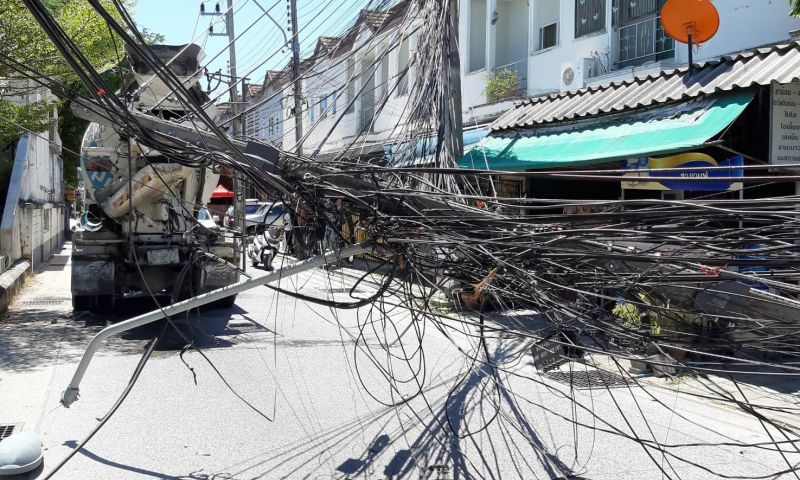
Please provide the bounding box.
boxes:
[206,0,246,269]
[226,0,247,271]
[444,0,463,163]
[289,0,303,156]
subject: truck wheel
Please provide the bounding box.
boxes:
[90,295,114,313]
[72,295,91,311]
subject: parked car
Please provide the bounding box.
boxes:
[245,201,285,234]
[196,207,218,229]
[224,199,263,229]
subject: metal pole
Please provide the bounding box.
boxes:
[61,243,369,406]
[445,0,463,163]
[226,0,240,138]
[226,0,246,271]
[289,0,303,156]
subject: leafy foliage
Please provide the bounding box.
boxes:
[0,99,54,146]
[612,301,641,329]
[485,68,519,103]
[0,1,129,81]
[793,0,800,17]
[0,0,147,187]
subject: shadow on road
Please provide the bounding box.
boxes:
[203,333,585,480]
[0,298,255,371]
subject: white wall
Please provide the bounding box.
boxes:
[675,0,800,64]
[527,0,613,95]
[1,130,65,270]
[20,129,63,205]
[253,87,284,146]
[534,0,559,29]
[301,53,351,152]
[524,0,800,96]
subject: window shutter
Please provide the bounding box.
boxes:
[575,0,605,38]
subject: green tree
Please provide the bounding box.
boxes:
[793,0,800,16]
[0,0,159,187]
[0,0,128,150]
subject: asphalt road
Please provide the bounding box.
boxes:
[2,249,800,479]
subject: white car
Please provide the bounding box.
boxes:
[245,201,285,234]
[196,207,218,229]
[224,199,263,229]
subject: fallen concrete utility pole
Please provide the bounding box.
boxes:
[61,243,369,407]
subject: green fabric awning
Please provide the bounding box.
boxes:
[460,91,754,171]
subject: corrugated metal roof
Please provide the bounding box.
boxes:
[492,42,800,132]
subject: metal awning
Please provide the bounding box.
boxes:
[459,91,754,171]
[385,127,489,166]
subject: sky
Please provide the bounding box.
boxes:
[132,0,372,101]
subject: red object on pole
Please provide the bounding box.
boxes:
[660,0,720,44]
[211,184,235,199]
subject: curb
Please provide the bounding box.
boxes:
[0,260,31,313]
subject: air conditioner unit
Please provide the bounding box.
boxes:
[560,58,594,92]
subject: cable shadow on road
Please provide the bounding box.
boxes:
[204,334,584,480]
[60,440,220,480]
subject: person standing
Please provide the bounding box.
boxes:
[282,209,293,255]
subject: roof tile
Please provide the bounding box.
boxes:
[492,42,800,131]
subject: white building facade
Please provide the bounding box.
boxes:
[461,0,800,122]
[243,0,800,158]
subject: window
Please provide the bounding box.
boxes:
[469,0,487,72]
[320,95,328,118]
[617,16,674,67]
[575,0,605,38]
[268,204,285,216]
[245,204,261,215]
[539,23,558,50]
[396,37,410,97]
[345,58,355,113]
[268,116,274,135]
[612,0,671,67]
[330,92,337,114]
[309,98,316,121]
[612,0,663,27]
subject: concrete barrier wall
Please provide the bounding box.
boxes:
[0,129,65,283]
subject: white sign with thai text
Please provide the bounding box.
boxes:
[771,82,800,165]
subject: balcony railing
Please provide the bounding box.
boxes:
[487,59,528,102]
[616,16,674,67]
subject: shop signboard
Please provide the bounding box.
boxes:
[770,81,800,165]
[621,153,743,191]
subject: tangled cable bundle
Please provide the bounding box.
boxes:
[8,0,800,477]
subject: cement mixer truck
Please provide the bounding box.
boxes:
[71,44,240,312]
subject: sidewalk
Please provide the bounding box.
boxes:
[0,241,142,479]
[0,243,75,446]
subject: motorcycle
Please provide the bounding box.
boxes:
[248,225,281,270]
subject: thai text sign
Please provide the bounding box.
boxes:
[622,153,743,191]
[771,81,800,165]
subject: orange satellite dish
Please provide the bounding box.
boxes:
[660,0,720,44]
